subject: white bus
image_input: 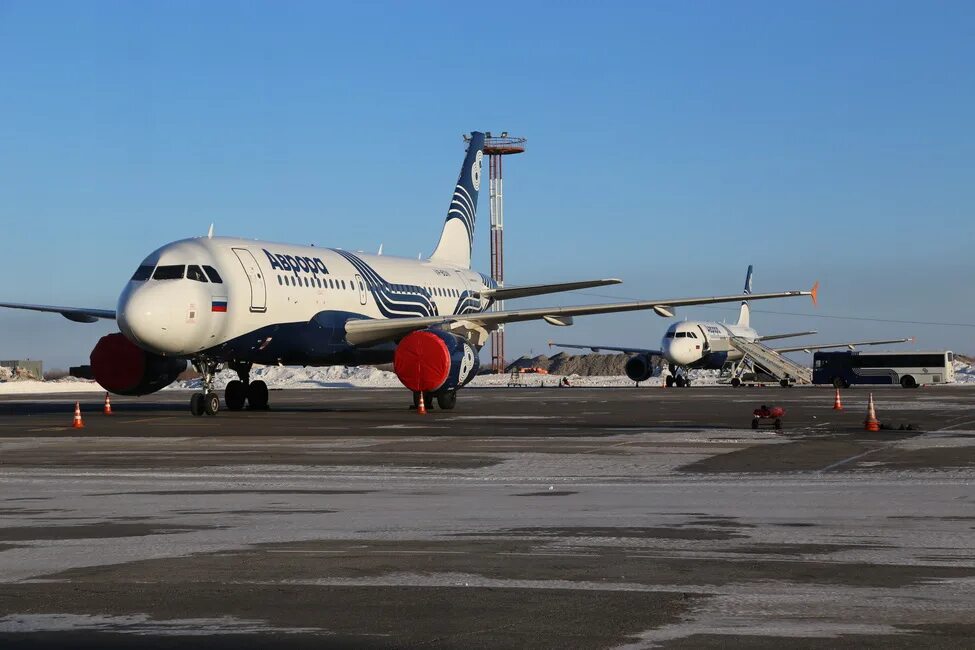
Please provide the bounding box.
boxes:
[813,351,955,389]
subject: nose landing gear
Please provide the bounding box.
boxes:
[190,357,221,416]
[665,364,692,388]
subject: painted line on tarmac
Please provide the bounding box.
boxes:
[819,447,884,473]
[936,418,975,432]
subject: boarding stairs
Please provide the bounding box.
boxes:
[729,337,812,385]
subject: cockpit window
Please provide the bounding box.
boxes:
[688,332,697,339]
[186,265,208,283]
[665,332,676,338]
[676,332,687,338]
[203,265,223,283]
[153,265,185,280]
[131,265,154,281]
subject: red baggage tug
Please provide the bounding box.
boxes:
[752,405,784,430]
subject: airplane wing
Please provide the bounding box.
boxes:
[344,284,817,346]
[548,341,661,356]
[0,302,116,323]
[757,330,818,342]
[773,337,912,354]
[478,279,621,301]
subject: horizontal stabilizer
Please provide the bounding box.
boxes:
[0,302,116,323]
[479,278,622,302]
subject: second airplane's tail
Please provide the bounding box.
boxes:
[737,265,753,327]
[430,131,485,268]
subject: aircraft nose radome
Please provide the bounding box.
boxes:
[118,283,207,356]
[118,286,176,354]
[667,343,697,366]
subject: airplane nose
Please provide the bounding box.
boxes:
[118,282,209,356]
[667,342,697,366]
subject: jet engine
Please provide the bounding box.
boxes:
[624,354,655,383]
[90,332,187,396]
[393,329,480,395]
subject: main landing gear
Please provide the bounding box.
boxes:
[411,389,458,411]
[224,361,269,412]
[189,359,270,416]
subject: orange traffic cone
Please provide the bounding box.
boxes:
[832,388,843,410]
[103,392,113,415]
[864,393,880,432]
[71,402,84,429]
[417,391,427,415]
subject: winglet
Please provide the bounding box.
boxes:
[810,281,819,307]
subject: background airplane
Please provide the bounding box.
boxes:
[551,265,908,387]
[1,135,816,415]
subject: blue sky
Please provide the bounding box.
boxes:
[1,1,973,369]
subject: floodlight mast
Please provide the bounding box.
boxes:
[479,132,526,373]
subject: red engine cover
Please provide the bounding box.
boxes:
[90,333,147,393]
[393,330,451,393]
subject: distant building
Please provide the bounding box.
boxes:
[0,359,43,380]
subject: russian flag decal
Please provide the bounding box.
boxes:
[211,298,228,313]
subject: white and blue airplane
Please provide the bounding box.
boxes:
[1,133,816,415]
[552,265,908,387]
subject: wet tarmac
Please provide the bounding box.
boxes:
[1,385,973,648]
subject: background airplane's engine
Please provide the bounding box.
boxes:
[393,329,480,395]
[90,333,187,396]
[624,354,655,383]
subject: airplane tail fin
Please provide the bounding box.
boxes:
[430,132,485,268]
[737,264,753,327]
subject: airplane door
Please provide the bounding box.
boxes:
[696,325,711,354]
[355,274,367,306]
[232,248,267,313]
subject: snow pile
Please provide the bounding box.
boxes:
[176,365,403,390]
[953,359,975,384]
[0,376,104,395]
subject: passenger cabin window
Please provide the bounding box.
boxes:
[131,265,154,281]
[153,265,185,280]
[203,265,223,283]
[186,265,208,283]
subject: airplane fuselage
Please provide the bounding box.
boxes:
[661,320,758,369]
[117,236,496,367]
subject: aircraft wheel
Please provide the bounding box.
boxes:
[675,375,686,388]
[437,390,457,410]
[204,392,220,416]
[190,393,205,417]
[247,380,269,410]
[665,375,675,388]
[225,380,246,411]
[684,379,692,388]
